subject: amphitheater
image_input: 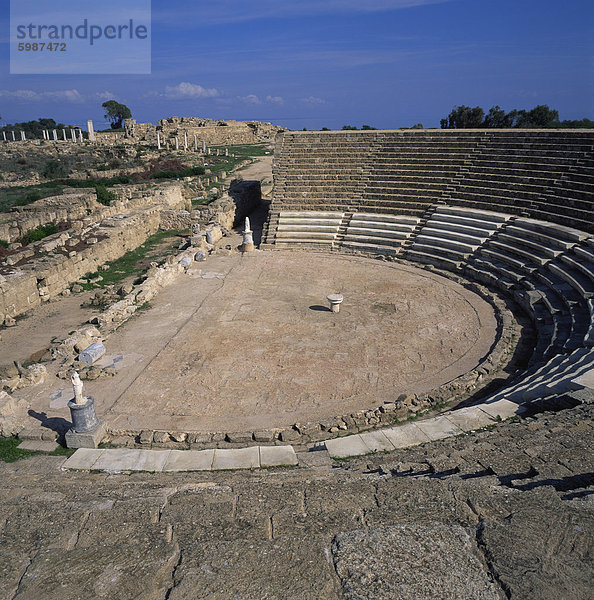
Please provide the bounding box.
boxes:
[0,129,593,599]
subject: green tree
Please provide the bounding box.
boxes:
[102,100,132,130]
[483,106,513,128]
[512,105,559,128]
[440,105,485,129]
[342,125,358,130]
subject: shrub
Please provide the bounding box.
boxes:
[22,223,59,243]
[95,185,117,206]
[40,160,68,179]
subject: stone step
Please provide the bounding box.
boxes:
[497,228,568,254]
[549,262,593,299]
[404,249,462,272]
[278,225,339,233]
[418,226,486,245]
[478,248,537,274]
[486,239,551,267]
[347,225,412,238]
[413,235,478,254]
[352,212,420,224]
[514,217,589,244]
[275,231,337,240]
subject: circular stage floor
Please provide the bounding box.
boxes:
[63,251,498,434]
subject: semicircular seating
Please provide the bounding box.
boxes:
[263,129,594,413]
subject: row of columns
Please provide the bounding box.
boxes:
[156,131,229,156]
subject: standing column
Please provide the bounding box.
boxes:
[184,131,188,151]
[71,129,76,142]
[202,140,206,153]
[63,129,67,141]
[79,130,83,142]
[53,130,58,141]
[11,131,16,141]
[175,136,179,150]
[20,131,26,141]
[194,135,198,151]
[87,120,96,141]
[157,132,161,150]
[2,132,6,142]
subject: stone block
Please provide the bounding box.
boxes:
[139,429,153,444]
[279,428,301,442]
[382,424,431,448]
[153,431,170,444]
[359,430,395,453]
[212,447,260,470]
[325,435,370,459]
[61,448,105,470]
[65,421,107,449]
[162,449,214,472]
[226,432,254,444]
[414,416,461,441]
[92,449,171,472]
[253,430,276,443]
[259,445,298,467]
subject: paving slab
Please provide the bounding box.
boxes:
[382,423,431,448]
[162,449,214,472]
[360,430,396,452]
[480,398,527,419]
[414,416,462,441]
[212,446,260,470]
[17,440,60,453]
[259,445,299,467]
[324,435,370,458]
[62,448,105,470]
[444,406,497,431]
[570,368,594,391]
[91,449,171,472]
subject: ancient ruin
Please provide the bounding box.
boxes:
[0,126,592,599]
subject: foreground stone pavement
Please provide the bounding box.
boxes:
[1,405,592,600]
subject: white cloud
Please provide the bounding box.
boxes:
[266,95,284,104]
[95,91,117,101]
[301,96,326,105]
[238,94,262,104]
[0,89,84,103]
[154,0,451,26]
[163,82,220,99]
[238,94,284,105]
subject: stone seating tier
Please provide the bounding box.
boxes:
[272,130,593,232]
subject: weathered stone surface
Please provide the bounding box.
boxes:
[332,525,500,599]
[13,544,178,600]
[0,391,29,436]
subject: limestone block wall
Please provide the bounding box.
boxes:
[0,183,187,323]
[271,129,594,233]
[0,191,99,243]
[158,117,282,145]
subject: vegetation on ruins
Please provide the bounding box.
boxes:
[441,104,593,129]
[40,159,70,179]
[20,223,60,244]
[78,230,184,291]
[102,100,132,129]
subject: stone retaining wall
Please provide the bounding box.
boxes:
[0,183,187,324]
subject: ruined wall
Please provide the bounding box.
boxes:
[157,117,282,145]
[0,183,187,324]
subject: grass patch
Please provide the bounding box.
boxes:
[50,445,76,457]
[79,230,183,290]
[0,437,35,462]
[0,239,8,249]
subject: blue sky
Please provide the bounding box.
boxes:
[0,0,592,130]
